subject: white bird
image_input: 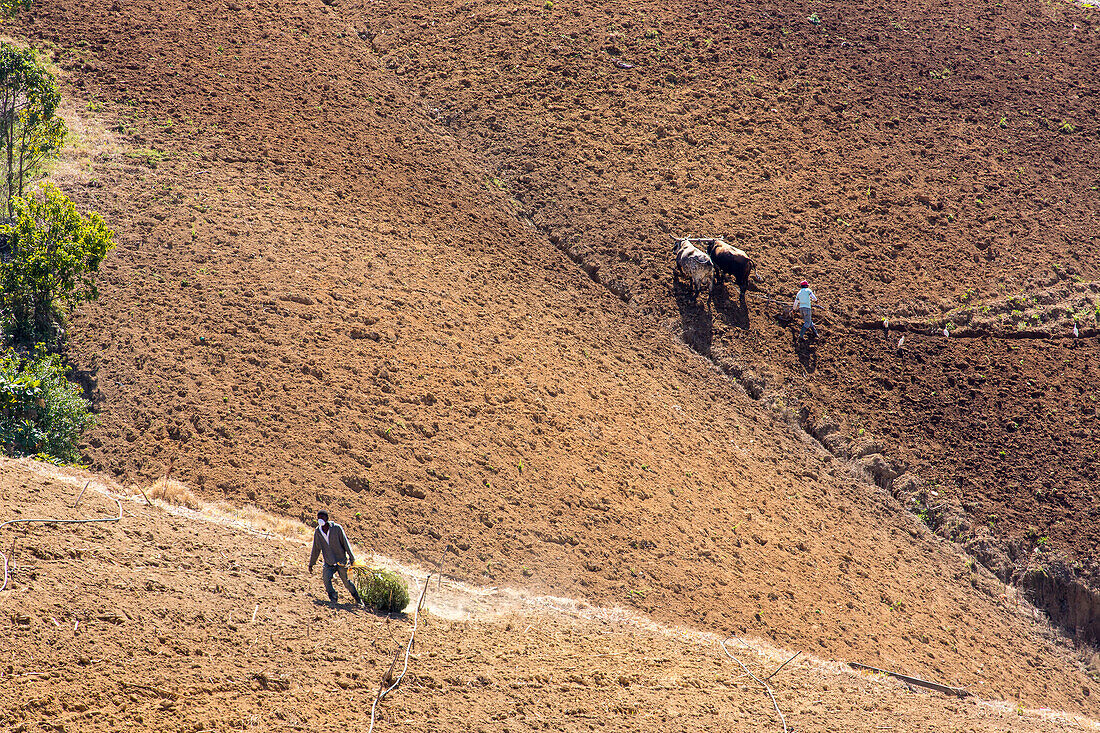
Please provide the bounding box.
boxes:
[1073,323,1079,339]
[883,318,890,330]
[943,327,950,337]
[897,335,906,349]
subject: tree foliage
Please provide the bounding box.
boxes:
[0,349,93,464]
[0,1,32,18]
[0,182,115,348]
[0,42,66,215]
[0,38,98,466]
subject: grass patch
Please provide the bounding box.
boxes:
[138,479,311,542]
[53,94,118,183]
[122,147,167,167]
[147,477,201,509]
[352,566,410,612]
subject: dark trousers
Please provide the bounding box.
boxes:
[322,563,361,604]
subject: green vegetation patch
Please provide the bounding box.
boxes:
[0,182,116,349]
[0,349,93,464]
[0,38,110,465]
[352,567,411,612]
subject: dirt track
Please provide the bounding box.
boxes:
[4,0,1100,725]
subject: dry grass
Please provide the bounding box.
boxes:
[52,95,118,186]
[208,501,312,542]
[146,478,201,510]
[138,479,311,543]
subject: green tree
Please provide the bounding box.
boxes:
[0,1,32,18]
[0,42,66,215]
[0,182,115,348]
[0,349,93,464]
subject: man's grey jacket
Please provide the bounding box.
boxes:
[309,522,356,568]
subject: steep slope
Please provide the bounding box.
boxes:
[6,0,1098,716]
[340,0,1100,625]
[3,459,1099,732]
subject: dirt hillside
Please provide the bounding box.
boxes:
[2,0,1099,725]
[3,459,1099,732]
[347,0,1100,613]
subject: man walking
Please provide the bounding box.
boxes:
[792,279,819,341]
[308,510,363,607]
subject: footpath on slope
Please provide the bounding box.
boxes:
[3,457,1099,733]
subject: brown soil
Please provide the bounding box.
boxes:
[350,0,1100,588]
[3,459,1100,732]
[4,0,1100,726]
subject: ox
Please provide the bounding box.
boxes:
[673,239,715,302]
[704,239,754,300]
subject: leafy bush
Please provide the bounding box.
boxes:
[0,349,93,463]
[0,42,66,212]
[351,566,410,612]
[0,182,115,348]
[0,1,31,17]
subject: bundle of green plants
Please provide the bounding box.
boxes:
[0,349,93,464]
[351,566,410,613]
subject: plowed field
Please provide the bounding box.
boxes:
[3,0,1100,727]
[3,459,1099,731]
[353,0,1100,595]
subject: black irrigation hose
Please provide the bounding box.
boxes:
[0,494,123,592]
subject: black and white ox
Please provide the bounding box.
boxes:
[673,239,715,302]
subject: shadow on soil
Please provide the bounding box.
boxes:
[67,365,104,409]
[712,282,750,331]
[1021,568,1100,645]
[795,336,819,374]
[311,597,410,619]
[673,282,713,356]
